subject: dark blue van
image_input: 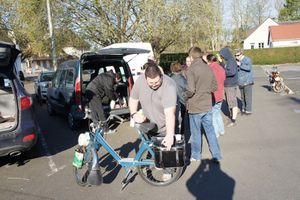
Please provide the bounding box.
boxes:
[46,48,149,129]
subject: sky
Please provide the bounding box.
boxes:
[222,0,285,30]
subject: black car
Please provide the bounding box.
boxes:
[0,41,37,157]
[47,48,149,129]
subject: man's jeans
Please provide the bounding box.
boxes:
[239,84,253,112]
[189,111,222,160]
[212,101,225,137]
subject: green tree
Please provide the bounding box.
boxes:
[0,0,89,59]
[279,0,300,21]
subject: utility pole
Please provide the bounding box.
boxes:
[46,0,57,70]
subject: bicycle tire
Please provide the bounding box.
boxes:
[73,146,94,187]
[137,148,183,186]
[273,82,284,93]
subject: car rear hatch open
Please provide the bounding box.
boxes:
[0,41,20,132]
[80,48,150,117]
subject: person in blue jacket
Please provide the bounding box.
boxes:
[235,50,254,115]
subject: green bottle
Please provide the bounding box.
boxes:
[72,148,84,168]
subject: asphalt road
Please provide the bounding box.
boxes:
[0,65,300,200]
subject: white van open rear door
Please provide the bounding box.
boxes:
[102,43,154,81]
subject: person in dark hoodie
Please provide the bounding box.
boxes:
[85,70,117,123]
[218,47,238,127]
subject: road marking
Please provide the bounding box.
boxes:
[37,125,65,176]
[294,109,300,113]
[285,77,300,80]
[7,177,30,181]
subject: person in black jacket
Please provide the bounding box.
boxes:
[85,70,117,123]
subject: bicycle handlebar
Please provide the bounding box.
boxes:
[85,107,124,126]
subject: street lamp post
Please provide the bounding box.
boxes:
[46,0,57,71]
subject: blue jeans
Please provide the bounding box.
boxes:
[189,111,222,160]
[212,101,225,137]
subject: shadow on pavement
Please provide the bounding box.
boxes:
[0,143,41,167]
[261,84,272,92]
[99,139,141,184]
[186,159,235,200]
[289,96,300,104]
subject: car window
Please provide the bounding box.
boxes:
[65,69,74,88]
[41,73,54,82]
[58,70,67,87]
[105,66,115,73]
[118,66,127,82]
[82,69,95,82]
[0,77,12,93]
[52,70,61,88]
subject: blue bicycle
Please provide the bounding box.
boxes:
[73,112,184,189]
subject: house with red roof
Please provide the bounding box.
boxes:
[243,18,278,50]
[268,22,300,48]
[243,18,300,50]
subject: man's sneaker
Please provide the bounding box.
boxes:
[226,121,236,127]
[244,111,252,115]
[220,131,225,136]
[162,173,172,181]
[190,158,200,162]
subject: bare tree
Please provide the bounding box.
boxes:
[63,0,142,46]
[136,0,185,58]
[250,0,270,26]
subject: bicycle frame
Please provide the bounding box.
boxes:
[89,126,156,173]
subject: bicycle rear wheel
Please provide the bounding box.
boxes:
[137,149,183,186]
[73,146,93,187]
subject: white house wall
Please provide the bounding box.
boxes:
[272,40,300,47]
[243,18,278,50]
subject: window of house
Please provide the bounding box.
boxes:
[259,43,264,48]
[250,43,255,49]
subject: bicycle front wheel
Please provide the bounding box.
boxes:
[137,149,183,186]
[73,146,94,187]
[273,82,284,93]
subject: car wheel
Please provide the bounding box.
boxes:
[68,112,79,130]
[47,100,55,116]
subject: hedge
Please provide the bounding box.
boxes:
[159,46,300,71]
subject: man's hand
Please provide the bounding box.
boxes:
[162,134,174,150]
[132,111,146,123]
[110,100,116,109]
[216,53,222,63]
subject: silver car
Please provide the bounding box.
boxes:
[34,71,54,102]
[0,41,38,157]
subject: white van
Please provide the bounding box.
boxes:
[102,42,154,81]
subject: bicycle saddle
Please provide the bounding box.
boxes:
[135,122,158,134]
